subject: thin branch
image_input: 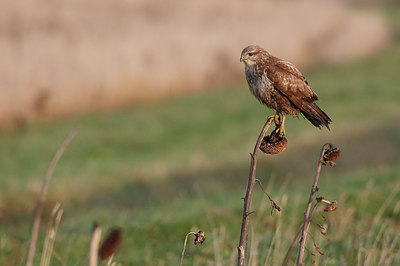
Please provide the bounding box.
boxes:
[255,179,281,215]
[26,127,78,266]
[179,232,196,266]
[237,117,274,266]
[296,143,331,266]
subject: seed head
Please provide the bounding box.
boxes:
[194,231,206,246]
[99,227,122,260]
[260,129,287,154]
[322,144,341,166]
[324,200,337,212]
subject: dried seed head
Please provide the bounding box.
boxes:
[272,201,281,212]
[260,129,287,154]
[324,200,337,212]
[194,231,206,246]
[99,227,122,260]
[322,144,341,166]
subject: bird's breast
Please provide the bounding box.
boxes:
[245,66,274,105]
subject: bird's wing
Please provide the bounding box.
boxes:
[265,58,318,103]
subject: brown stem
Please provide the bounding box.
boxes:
[237,117,274,266]
[296,143,330,266]
[26,127,78,266]
[283,202,321,266]
[179,232,196,266]
[255,179,281,215]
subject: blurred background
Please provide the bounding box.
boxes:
[0,0,399,265]
[0,0,390,128]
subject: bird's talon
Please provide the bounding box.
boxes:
[268,114,281,127]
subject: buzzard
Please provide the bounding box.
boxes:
[240,45,331,136]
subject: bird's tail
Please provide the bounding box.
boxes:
[301,103,332,130]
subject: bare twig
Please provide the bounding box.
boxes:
[296,143,331,266]
[255,179,281,215]
[26,127,78,266]
[237,117,274,266]
[90,223,102,266]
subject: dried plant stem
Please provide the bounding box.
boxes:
[179,232,197,266]
[26,127,78,266]
[40,203,63,266]
[255,179,281,215]
[90,223,102,266]
[106,254,115,266]
[296,143,330,266]
[283,202,321,266]
[237,117,274,266]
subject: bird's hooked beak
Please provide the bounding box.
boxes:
[240,55,246,62]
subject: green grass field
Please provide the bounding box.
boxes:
[1,6,400,266]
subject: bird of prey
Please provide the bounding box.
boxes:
[240,45,331,136]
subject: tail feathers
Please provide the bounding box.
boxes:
[301,102,332,130]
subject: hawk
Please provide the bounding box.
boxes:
[240,45,331,136]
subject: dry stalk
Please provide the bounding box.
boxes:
[106,254,115,266]
[255,179,281,215]
[283,201,323,266]
[296,143,331,266]
[237,117,274,266]
[26,127,78,266]
[40,203,63,266]
[90,223,102,266]
[179,231,205,266]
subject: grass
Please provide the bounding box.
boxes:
[1,6,400,266]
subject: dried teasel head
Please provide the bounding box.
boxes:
[324,200,337,212]
[194,231,206,246]
[260,129,287,155]
[99,227,122,260]
[322,144,341,166]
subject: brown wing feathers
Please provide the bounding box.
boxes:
[301,102,331,129]
[268,59,331,129]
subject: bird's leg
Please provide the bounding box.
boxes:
[272,114,286,137]
[278,114,286,137]
[268,113,281,126]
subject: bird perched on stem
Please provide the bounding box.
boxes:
[240,45,331,136]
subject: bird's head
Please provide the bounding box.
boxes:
[240,45,268,66]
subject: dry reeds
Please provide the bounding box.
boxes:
[26,127,78,266]
[39,203,63,266]
[89,223,102,266]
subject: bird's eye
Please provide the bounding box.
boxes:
[248,53,253,56]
